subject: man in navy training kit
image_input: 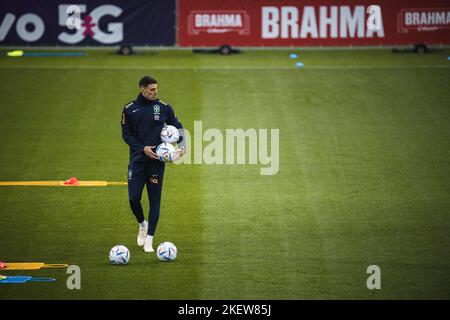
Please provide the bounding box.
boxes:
[121,76,185,253]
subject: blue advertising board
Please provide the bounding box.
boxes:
[0,0,176,46]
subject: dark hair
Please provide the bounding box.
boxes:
[139,76,157,88]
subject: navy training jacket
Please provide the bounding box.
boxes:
[121,93,183,162]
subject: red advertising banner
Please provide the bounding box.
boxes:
[178,0,450,47]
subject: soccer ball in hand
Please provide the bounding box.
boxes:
[156,242,177,261]
[156,143,176,162]
[160,125,179,144]
[109,245,130,265]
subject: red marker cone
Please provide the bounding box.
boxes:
[63,177,79,185]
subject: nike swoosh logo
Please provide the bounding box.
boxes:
[132,109,141,113]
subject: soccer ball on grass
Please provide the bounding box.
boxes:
[109,245,130,265]
[156,242,177,262]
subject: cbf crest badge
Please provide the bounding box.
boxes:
[153,104,160,121]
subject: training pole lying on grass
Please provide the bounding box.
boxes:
[0,262,68,270]
[0,181,127,187]
[0,276,56,283]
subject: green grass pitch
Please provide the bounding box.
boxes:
[0,48,449,299]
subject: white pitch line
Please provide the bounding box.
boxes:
[306,64,450,70]
[0,65,289,70]
[0,65,449,70]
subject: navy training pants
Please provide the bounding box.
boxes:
[127,160,165,236]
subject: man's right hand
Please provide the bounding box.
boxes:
[144,146,160,160]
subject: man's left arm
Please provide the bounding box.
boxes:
[166,105,185,150]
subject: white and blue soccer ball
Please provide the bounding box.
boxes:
[156,142,176,162]
[156,242,177,262]
[160,125,179,144]
[109,245,130,265]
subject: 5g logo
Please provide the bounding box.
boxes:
[0,4,123,44]
[367,5,383,31]
[58,4,123,44]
